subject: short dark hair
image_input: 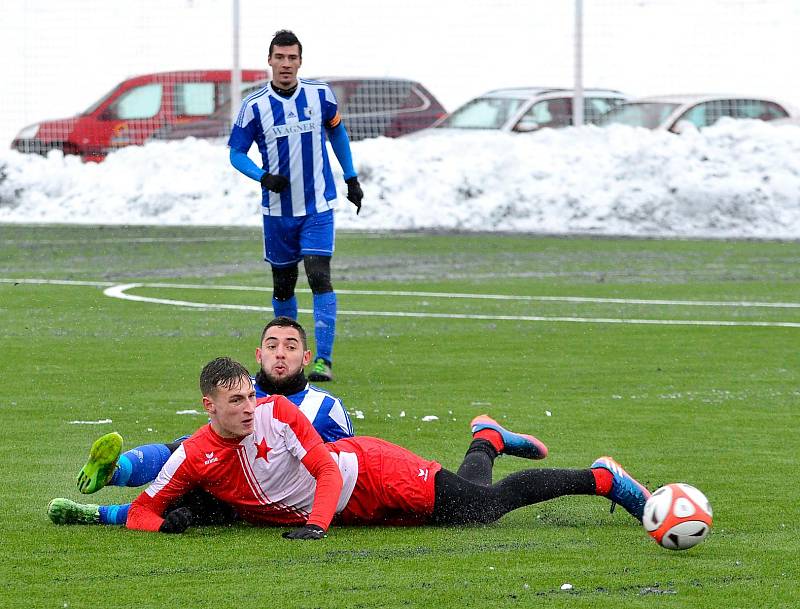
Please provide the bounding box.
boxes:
[269,29,302,58]
[260,317,308,350]
[200,357,251,397]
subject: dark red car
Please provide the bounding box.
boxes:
[11,70,268,162]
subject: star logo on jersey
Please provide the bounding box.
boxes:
[256,437,272,463]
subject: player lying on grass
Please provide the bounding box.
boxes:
[111,357,650,537]
[48,317,354,526]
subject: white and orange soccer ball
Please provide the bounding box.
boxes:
[642,483,713,550]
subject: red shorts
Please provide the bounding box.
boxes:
[330,437,442,526]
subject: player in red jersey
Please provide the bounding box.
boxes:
[128,357,650,538]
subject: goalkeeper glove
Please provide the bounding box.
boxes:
[281,524,326,540]
[159,507,193,534]
[260,172,290,193]
[345,177,363,214]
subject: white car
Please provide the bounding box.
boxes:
[769,116,800,127]
[429,87,628,133]
[599,94,799,133]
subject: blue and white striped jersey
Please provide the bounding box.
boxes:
[253,377,354,442]
[229,79,341,217]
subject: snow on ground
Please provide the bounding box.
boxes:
[2,119,800,239]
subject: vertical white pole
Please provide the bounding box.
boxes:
[573,0,584,127]
[230,0,242,126]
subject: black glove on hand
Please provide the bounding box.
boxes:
[260,172,290,193]
[159,507,193,534]
[281,524,326,540]
[345,177,363,214]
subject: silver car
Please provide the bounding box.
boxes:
[599,94,798,132]
[432,87,628,133]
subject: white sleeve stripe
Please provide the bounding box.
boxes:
[144,444,187,498]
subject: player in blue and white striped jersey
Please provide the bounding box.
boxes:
[49,318,355,526]
[227,29,364,383]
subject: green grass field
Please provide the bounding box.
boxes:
[1,224,798,608]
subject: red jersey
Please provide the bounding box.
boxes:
[127,395,358,532]
[127,396,442,533]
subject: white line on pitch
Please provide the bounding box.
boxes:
[5,276,800,309]
[101,284,800,328]
[1,237,253,245]
[0,278,116,287]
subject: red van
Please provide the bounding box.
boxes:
[11,70,267,162]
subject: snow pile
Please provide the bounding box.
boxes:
[1,119,799,238]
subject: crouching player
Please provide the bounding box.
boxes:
[125,357,651,537]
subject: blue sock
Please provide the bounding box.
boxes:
[109,443,172,487]
[98,504,131,526]
[312,291,337,363]
[273,295,298,320]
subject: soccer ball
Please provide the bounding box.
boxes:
[642,483,712,550]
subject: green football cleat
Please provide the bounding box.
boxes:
[307,358,333,382]
[48,498,100,525]
[76,431,123,494]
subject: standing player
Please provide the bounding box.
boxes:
[125,357,651,537]
[228,29,364,382]
[47,318,354,526]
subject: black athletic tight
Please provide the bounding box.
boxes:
[430,440,597,525]
[272,255,333,301]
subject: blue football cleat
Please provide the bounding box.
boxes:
[591,456,651,521]
[470,414,548,460]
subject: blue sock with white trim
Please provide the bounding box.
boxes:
[272,295,298,320]
[312,291,337,363]
[109,443,172,487]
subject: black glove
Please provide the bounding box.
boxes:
[345,177,363,214]
[159,507,193,534]
[260,172,289,193]
[281,524,326,540]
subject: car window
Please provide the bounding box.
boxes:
[215,83,231,108]
[584,97,624,124]
[599,102,680,129]
[515,98,572,131]
[679,100,741,128]
[733,99,789,120]
[677,99,790,128]
[108,84,162,120]
[679,103,711,127]
[175,82,216,116]
[341,80,411,115]
[440,97,525,129]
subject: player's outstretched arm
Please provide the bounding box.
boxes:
[281,444,342,540]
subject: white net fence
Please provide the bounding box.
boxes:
[2,0,799,151]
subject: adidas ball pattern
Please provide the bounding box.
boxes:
[643,483,713,550]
